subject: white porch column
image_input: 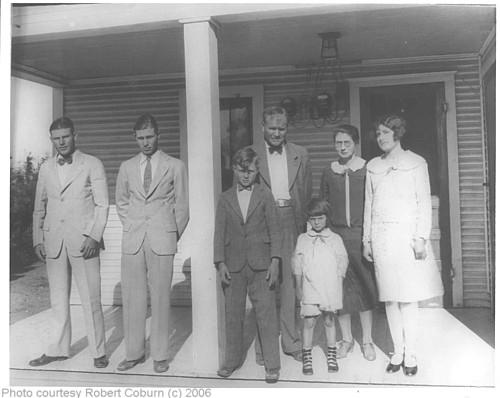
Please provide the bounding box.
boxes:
[181,17,222,373]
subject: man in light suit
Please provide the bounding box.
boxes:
[249,106,312,363]
[31,116,109,369]
[115,114,189,373]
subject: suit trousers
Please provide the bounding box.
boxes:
[121,235,174,361]
[46,245,106,358]
[255,207,301,357]
[224,263,280,371]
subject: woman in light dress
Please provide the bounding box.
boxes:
[363,114,443,376]
[320,125,378,361]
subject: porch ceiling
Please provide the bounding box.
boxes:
[11,4,495,82]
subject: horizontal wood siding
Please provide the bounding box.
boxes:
[67,55,489,307]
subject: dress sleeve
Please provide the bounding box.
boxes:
[414,162,432,241]
[292,235,306,275]
[362,168,373,245]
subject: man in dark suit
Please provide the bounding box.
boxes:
[30,116,109,369]
[115,114,189,373]
[214,147,281,383]
[249,106,313,363]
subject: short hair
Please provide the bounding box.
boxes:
[49,116,74,134]
[306,198,332,217]
[134,113,159,134]
[262,106,289,124]
[232,147,259,170]
[375,114,407,140]
[332,124,360,144]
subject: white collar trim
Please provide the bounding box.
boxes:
[331,155,366,174]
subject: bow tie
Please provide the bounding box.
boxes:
[308,232,328,244]
[268,146,283,155]
[238,184,252,192]
[57,156,73,165]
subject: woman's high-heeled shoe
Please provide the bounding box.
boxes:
[386,354,403,373]
[403,355,418,376]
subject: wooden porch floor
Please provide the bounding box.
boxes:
[10,305,495,387]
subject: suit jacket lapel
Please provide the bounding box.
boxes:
[226,186,245,222]
[255,142,271,188]
[60,150,84,193]
[245,185,264,221]
[146,150,169,198]
[132,154,147,198]
[286,143,300,191]
[48,156,63,193]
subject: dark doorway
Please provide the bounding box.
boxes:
[220,97,253,192]
[360,83,453,307]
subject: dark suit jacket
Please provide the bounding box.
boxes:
[214,184,282,272]
[115,149,189,255]
[250,141,313,234]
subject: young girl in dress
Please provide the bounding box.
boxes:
[292,198,349,375]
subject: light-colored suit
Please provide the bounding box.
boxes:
[214,184,281,370]
[32,149,109,358]
[250,140,312,355]
[115,149,189,361]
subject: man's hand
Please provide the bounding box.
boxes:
[34,244,46,263]
[412,238,427,260]
[363,244,373,262]
[266,258,280,287]
[80,237,100,260]
[218,262,231,285]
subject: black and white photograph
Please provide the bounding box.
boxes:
[3,0,497,392]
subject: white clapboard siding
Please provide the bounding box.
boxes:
[66,55,489,307]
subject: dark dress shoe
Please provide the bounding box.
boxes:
[154,360,169,373]
[217,367,237,378]
[255,355,265,366]
[403,363,418,376]
[386,362,402,373]
[94,355,109,369]
[265,368,280,384]
[117,355,146,371]
[29,354,68,367]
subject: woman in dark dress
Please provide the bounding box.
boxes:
[320,124,378,361]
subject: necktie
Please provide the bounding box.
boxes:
[57,156,73,165]
[238,184,252,191]
[143,157,152,194]
[268,146,283,155]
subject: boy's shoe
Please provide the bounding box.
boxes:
[302,348,313,375]
[337,340,354,359]
[265,368,280,384]
[327,346,339,373]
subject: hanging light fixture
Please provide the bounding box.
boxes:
[281,32,349,128]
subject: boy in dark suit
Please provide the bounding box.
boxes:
[214,147,281,383]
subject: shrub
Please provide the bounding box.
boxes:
[10,155,44,272]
